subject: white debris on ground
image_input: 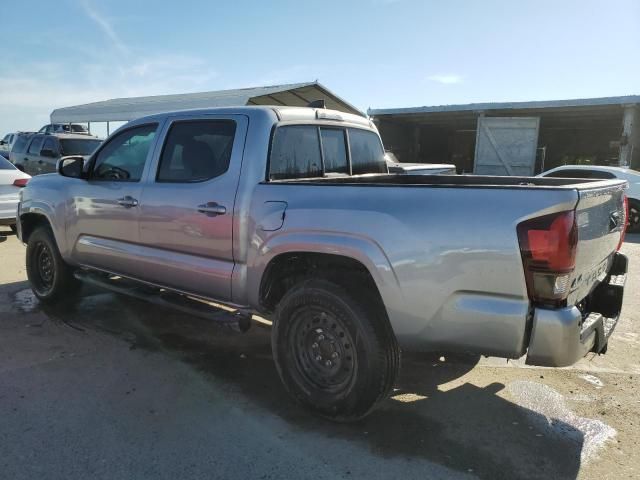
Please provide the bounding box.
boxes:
[508,381,616,464]
[579,374,604,388]
[13,288,38,313]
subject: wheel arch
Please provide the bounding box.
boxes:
[250,233,403,327]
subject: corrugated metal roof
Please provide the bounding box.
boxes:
[368,95,640,116]
[51,81,364,123]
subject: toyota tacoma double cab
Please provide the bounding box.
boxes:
[17,106,628,420]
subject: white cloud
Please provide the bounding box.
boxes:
[426,74,463,85]
[78,0,129,56]
[0,56,218,135]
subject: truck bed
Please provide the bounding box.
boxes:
[269,173,621,189]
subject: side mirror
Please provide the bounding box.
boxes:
[0,140,6,146]
[57,156,85,179]
[40,148,58,158]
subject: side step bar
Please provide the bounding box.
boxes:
[74,270,252,333]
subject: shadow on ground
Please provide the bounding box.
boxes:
[4,282,584,480]
[624,233,640,244]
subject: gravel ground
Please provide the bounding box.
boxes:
[0,229,638,480]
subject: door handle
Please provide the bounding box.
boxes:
[197,202,226,216]
[38,160,44,164]
[117,196,139,208]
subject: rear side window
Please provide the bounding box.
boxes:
[320,128,348,175]
[27,136,44,155]
[12,135,31,153]
[60,139,102,156]
[0,156,15,169]
[587,170,616,179]
[157,120,236,182]
[269,126,322,180]
[348,128,386,175]
[544,169,615,179]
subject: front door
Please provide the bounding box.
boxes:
[137,114,248,301]
[40,137,60,174]
[67,123,159,278]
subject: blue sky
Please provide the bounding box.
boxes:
[3,0,639,137]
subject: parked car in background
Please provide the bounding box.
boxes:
[12,133,102,176]
[17,106,628,420]
[0,155,30,232]
[385,152,456,175]
[0,133,14,158]
[1,131,35,159]
[38,123,92,135]
[539,165,640,233]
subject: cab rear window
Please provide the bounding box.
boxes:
[268,125,386,180]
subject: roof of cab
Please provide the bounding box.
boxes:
[129,105,375,129]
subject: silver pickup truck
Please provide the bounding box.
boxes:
[17,106,628,420]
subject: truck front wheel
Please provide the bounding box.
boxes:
[272,279,400,421]
[26,226,79,304]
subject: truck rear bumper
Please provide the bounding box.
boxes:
[526,253,627,367]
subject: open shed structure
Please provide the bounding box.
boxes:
[50,81,363,135]
[369,96,640,174]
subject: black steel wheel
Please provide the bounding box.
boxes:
[273,279,400,421]
[290,306,357,393]
[26,226,79,304]
[628,200,640,234]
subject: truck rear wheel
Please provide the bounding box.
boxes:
[272,279,400,421]
[26,226,79,304]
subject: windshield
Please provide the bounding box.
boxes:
[60,139,102,156]
[0,155,16,169]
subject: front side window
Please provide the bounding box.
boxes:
[269,126,322,180]
[320,128,348,175]
[348,128,387,175]
[157,120,236,182]
[27,136,44,155]
[92,124,157,182]
[60,139,102,156]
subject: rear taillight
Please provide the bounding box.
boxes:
[13,178,29,187]
[617,195,629,251]
[517,210,578,307]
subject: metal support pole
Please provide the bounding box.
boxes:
[107,121,110,136]
[619,105,636,167]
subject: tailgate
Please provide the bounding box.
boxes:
[568,180,627,304]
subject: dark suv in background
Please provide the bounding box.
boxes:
[11,133,102,175]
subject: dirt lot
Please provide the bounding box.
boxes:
[1,229,639,480]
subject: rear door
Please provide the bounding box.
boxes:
[23,135,45,175]
[474,117,540,176]
[137,114,248,301]
[68,123,159,278]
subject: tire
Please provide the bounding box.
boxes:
[272,278,400,421]
[628,200,640,234]
[26,226,79,304]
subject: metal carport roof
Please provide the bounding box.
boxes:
[50,81,364,123]
[368,95,640,116]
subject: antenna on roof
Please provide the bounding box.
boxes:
[307,99,326,109]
